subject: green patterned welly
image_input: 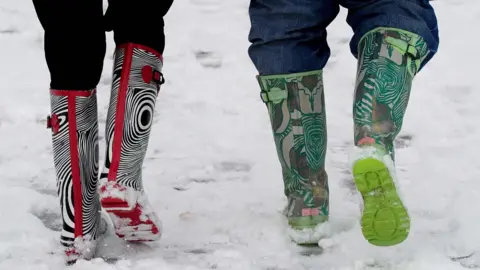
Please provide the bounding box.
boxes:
[258,70,329,245]
[352,28,430,246]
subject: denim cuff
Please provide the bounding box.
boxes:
[350,13,439,71]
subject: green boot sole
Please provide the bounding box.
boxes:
[353,157,409,246]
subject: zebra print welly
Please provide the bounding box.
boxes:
[99,43,163,242]
[102,44,162,188]
[48,89,102,261]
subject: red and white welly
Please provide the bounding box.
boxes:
[47,89,104,262]
[99,43,164,242]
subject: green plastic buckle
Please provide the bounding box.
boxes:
[260,87,288,103]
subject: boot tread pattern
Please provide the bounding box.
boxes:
[353,158,409,246]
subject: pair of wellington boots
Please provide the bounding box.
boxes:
[257,28,430,246]
[47,43,164,263]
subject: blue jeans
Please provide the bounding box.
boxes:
[248,0,439,75]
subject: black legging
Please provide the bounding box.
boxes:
[32,0,174,90]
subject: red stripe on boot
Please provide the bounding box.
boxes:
[50,89,96,97]
[117,43,163,61]
[67,95,83,238]
[108,44,133,182]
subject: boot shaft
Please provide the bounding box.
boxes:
[353,28,430,159]
[102,43,164,190]
[257,70,329,223]
[47,89,101,260]
[99,43,164,243]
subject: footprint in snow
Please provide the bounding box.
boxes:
[173,161,252,191]
[395,134,413,149]
[0,28,18,35]
[195,51,222,68]
[31,208,62,232]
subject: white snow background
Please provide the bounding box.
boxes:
[0,0,478,269]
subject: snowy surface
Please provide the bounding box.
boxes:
[1,0,479,269]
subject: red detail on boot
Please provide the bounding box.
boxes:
[302,208,320,217]
[50,89,96,97]
[103,201,160,239]
[101,195,161,241]
[153,226,159,235]
[100,181,161,242]
[100,182,129,208]
[102,198,130,209]
[153,71,161,81]
[100,182,127,193]
[118,43,163,60]
[142,66,153,83]
[67,95,83,237]
[115,204,154,226]
[358,137,375,146]
[65,247,79,260]
[47,114,60,134]
[108,44,133,182]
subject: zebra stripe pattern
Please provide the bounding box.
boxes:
[102,44,163,190]
[49,89,101,250]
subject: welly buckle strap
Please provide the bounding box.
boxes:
[260,87,288,104]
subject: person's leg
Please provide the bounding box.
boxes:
[99,0,173,242]
[104,0,172,54]
[33,0,106,263]
[248,0,338,244]
[33,0,106,90]
[342,0,439,69]
[339,0,439,246]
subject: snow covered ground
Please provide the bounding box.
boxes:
[0,0,479,269]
